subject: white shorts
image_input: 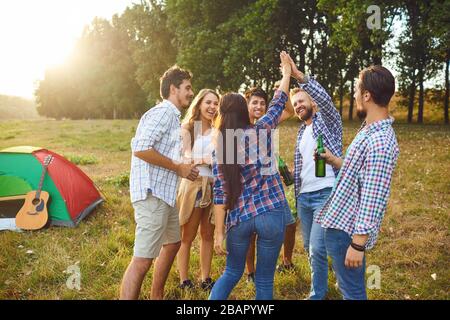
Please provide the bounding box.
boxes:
[132,194,181,259]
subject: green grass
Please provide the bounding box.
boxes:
[64,154,99,165]
[0,119,449,300]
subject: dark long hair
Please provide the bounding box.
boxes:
[216,93,251,210]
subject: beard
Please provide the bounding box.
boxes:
[356,108,367,121]
[355,98,367,121]
[298,108,313,122]
[181,95,193,109]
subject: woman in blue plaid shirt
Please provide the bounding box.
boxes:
[209,51,292,300]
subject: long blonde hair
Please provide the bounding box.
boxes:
[182,88,219,148]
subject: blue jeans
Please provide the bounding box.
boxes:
[324,228,367,300]
[297,187,332,300]
[209,206,285,300]
[283,199,296,226]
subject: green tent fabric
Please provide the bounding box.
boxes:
[0,176,32,197]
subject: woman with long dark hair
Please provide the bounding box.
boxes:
[209,51,292,300]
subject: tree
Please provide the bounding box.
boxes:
[221,0,284,92]
[118,0,178,105]
[317,0,395,120]
[36,17,147,119]
[318,0,399,66]
[165,0,250,92]
[396,1,441,123]
[396,31,418,123]
[428,0,450,124]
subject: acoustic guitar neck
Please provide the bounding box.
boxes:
[35,162,49,200]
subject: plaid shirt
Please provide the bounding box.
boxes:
[212,90,288,231]
[294,77,343,197]
[130,100,182,206]
[316,117,399,250]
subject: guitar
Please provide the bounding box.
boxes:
[15,155,53,230]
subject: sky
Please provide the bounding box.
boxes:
[0,0,135,98]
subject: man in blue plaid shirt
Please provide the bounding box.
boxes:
[288,56,343,300]
[317,65,399,300]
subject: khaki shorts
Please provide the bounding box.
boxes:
[132,195,181,259]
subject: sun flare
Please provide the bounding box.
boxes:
[0,0,132,98]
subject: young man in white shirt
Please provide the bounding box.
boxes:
[120,66,199,300]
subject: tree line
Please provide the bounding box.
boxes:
[35,0,449,123]
[0,95,38,119]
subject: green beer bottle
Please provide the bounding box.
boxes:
[315,134,326,177]
[278,156,294,186]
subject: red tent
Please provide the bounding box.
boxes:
[0,146,103,227]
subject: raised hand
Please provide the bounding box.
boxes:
[280,51,292,78]
[286,53,305,82]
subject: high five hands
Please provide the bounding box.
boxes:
[280,51,292,77]
[279,51,306,83]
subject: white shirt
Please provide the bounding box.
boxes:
[191,132,213,177]
[130,100,182,206]
[299,124,335,193]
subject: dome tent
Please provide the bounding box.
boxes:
[0,146,103,227]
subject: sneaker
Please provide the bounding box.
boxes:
[200,277,215,291]
[178,279,195,289]
[246,272,255,283]
[276,263,295,273]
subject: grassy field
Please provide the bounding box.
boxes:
[0,118,449,300]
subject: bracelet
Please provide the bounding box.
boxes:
[350,242,366,252]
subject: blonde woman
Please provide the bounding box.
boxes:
[176,89,219,290]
